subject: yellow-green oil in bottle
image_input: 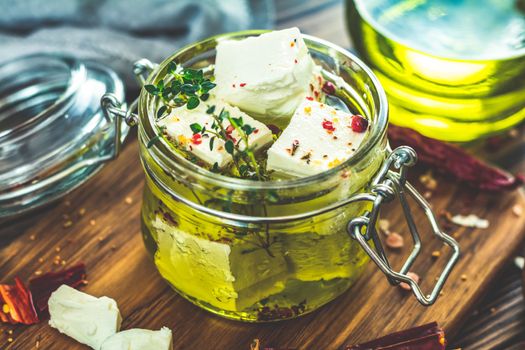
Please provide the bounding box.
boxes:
[346,0,525,142]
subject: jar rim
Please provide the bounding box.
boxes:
[140,30,389,191]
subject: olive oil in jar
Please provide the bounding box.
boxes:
[346,0,525,142]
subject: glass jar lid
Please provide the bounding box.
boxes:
[0,54,127,219]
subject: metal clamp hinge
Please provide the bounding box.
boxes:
[347,146,460,306]
[100,58,157,160]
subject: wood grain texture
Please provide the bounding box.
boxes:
[1,1,525,348]
[0,128,524,349]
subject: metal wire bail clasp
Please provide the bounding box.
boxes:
[347,146,460,306]
[100,58,157,160]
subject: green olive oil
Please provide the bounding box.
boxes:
[347,0,525,141]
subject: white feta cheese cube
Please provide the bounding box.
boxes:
[214,27,323,123]
[48,285,122,350]
[100,327,172,350]
[152,215,287,312]
[157,99,273,168]
[267,98,368,177]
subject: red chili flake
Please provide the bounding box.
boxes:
[294,59,298,64]
[29,263,87,318]
[388,125,525,192]
[253,128,259,134]
[314,90,320,98]
[191,133,202,145]
[306,96,314,101]
[0,278,39,325]
[232,84,236,88]
[226,125,235,134]
[345,322,446,350]
[267,124,281,136]
[322,81,336,95]
[322,120,336,133]
[240,83,247,87]
[317,76,322,85]
[350,115,368,133]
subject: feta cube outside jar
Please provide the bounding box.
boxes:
[101,31,460,322]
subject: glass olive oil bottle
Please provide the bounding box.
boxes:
[346,0,525,142]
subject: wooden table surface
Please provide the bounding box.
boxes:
[1,1,525,349]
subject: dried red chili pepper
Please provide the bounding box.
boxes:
[345,322,446,350]
[0,277,39,325]
[29,263,87,318]
[388,125,524,192]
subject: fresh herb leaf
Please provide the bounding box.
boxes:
[190,123,202,134]
[219,109,229,121]
[181,83,197,94]
[209,136,215,151]
[206,105,216,114]
[201,81,216,92]
[242,124,255,135]
[156,105,167,119]
[200,93,210,101]
[225,140,234,154]
[157,80,164,92]
[187,96,200,109]
[145,84,158,95]
[211,162,220,173]
[239,164,249,176]
[167,61,177,74]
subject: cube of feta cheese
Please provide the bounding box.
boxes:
[152,215,287,312]
[214,27,324,123]
[158,99,273,168]
[100,327,172,350]
[267,98,368,177]
[48,285,122,350]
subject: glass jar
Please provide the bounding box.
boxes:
[102,31,460,322]
[346,0,525,142]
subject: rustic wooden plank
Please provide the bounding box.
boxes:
[1,126,524,349]
[2,1,525,348]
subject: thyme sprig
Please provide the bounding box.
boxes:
[144,61,216,119]
[144,61,269,180]
[190,105,269,180]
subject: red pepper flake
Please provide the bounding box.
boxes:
[388,125,525,192]
[345,322,446,350]
[314,90,320,98]
[240,83,247,87]
[191,133,202,145]
[350,115,368,133]
[317,76,322,85]
[294,59,298,64]
[253,128,259,134]
[0,278,38,325]
[232,84,236,88]
[306,96,314,101]
[322,81,336,95]
[226,125,235,134]
[29,263,87,319]
[322,119,336,133]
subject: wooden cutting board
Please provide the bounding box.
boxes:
[1,133,524,350]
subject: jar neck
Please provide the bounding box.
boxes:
[137,31,389,216]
